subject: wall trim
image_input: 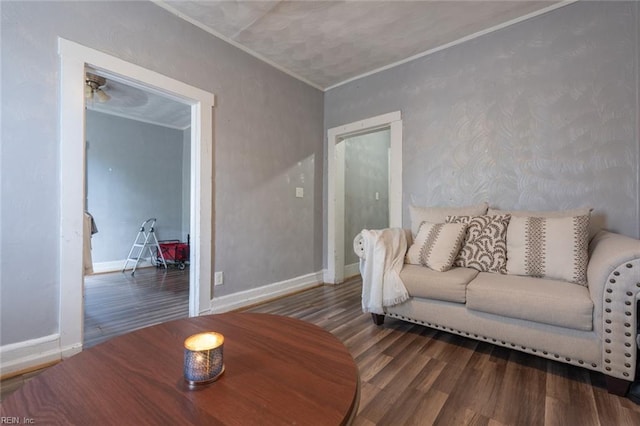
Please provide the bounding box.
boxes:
[0,334,81,377]
[327,111,402,284]
[93,259,155,274]
[58,38,214,355]
[152,0,323,91]
[344,262,360,279]
[210,271,324,313]
[325,1,579,91]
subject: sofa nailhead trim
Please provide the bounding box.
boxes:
[384,313,601,375]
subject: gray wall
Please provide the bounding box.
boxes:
[344,129,390,265]
[325,1,639,257]
[1,1,323,346]
[86,110,186,263]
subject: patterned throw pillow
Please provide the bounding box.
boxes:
[446,215,511,274]
[406,221,468,272]
[409,202,488,237]
[506,215,590,285]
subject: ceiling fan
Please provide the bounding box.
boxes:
[85,72,111,103]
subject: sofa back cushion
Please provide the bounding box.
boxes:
[409,202,488,237]
[406,221,468,272]
[446,214,511,274]
[506,215,590,285]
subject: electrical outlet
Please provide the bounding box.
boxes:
[295,187,304,198]
[214,272,224,286]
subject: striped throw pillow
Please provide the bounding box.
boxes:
[506,215,590,285]
[406,221,468,272]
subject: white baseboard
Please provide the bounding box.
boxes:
[0,334,81,377]
[93,258,154,274]
[344,262,360,279]
[322,264,361,284]
[2,271,323,376]
[210,271,324,313]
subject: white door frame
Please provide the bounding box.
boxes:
[326,111,402,284]
[58,38,214,356]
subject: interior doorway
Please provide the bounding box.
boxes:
[58,39,214,356]
[341,128,391,278]
[326,112,403,284]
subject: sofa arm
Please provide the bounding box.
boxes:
[353,228,412,260]
[587,230,640,380]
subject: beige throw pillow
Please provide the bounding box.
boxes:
[446,215,511,274]
[406,221,468,272]
[409,202,488,237]
[506,215,590,285]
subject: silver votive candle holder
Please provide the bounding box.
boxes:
[184,332,225,387]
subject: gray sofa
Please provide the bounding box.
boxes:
[356,206,640,395]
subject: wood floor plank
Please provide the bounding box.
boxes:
[4,275,640,425]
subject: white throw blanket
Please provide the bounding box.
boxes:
[357,228,409,314]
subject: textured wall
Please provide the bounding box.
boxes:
[1,1,323,345]
[344,130,390,265]
[86,110,185,263]
[325,1,639,258]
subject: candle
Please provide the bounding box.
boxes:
[184,332,225,386]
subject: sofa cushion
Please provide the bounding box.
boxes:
[446,214,511,274]
[406,221,468,272]
[506,215,590,285]
[409,202,488,237]
[466,272,593,330]
[400,264,479,303]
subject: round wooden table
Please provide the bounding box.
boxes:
[1,313,360,425]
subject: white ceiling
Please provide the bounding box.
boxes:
[92,0,572,128]
[156,0,570,90]
[86,72,191,130]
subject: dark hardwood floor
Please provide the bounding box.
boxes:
[84,266,189,348]
[3,272,640,424]
[244,277,640,425]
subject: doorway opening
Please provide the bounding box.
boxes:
[58,39,214,356]
[326,112,403,284]
[341,128,391,278]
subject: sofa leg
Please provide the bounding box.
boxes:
[371,313,385,325]
[605,376,631,396]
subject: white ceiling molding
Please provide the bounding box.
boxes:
[153,0,577,91]
[151,0,324,91]
[324,1,579,91]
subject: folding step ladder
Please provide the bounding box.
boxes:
[122,218,167,275]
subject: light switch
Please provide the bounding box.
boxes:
[375,192,380,200]
[296,187,304,198]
